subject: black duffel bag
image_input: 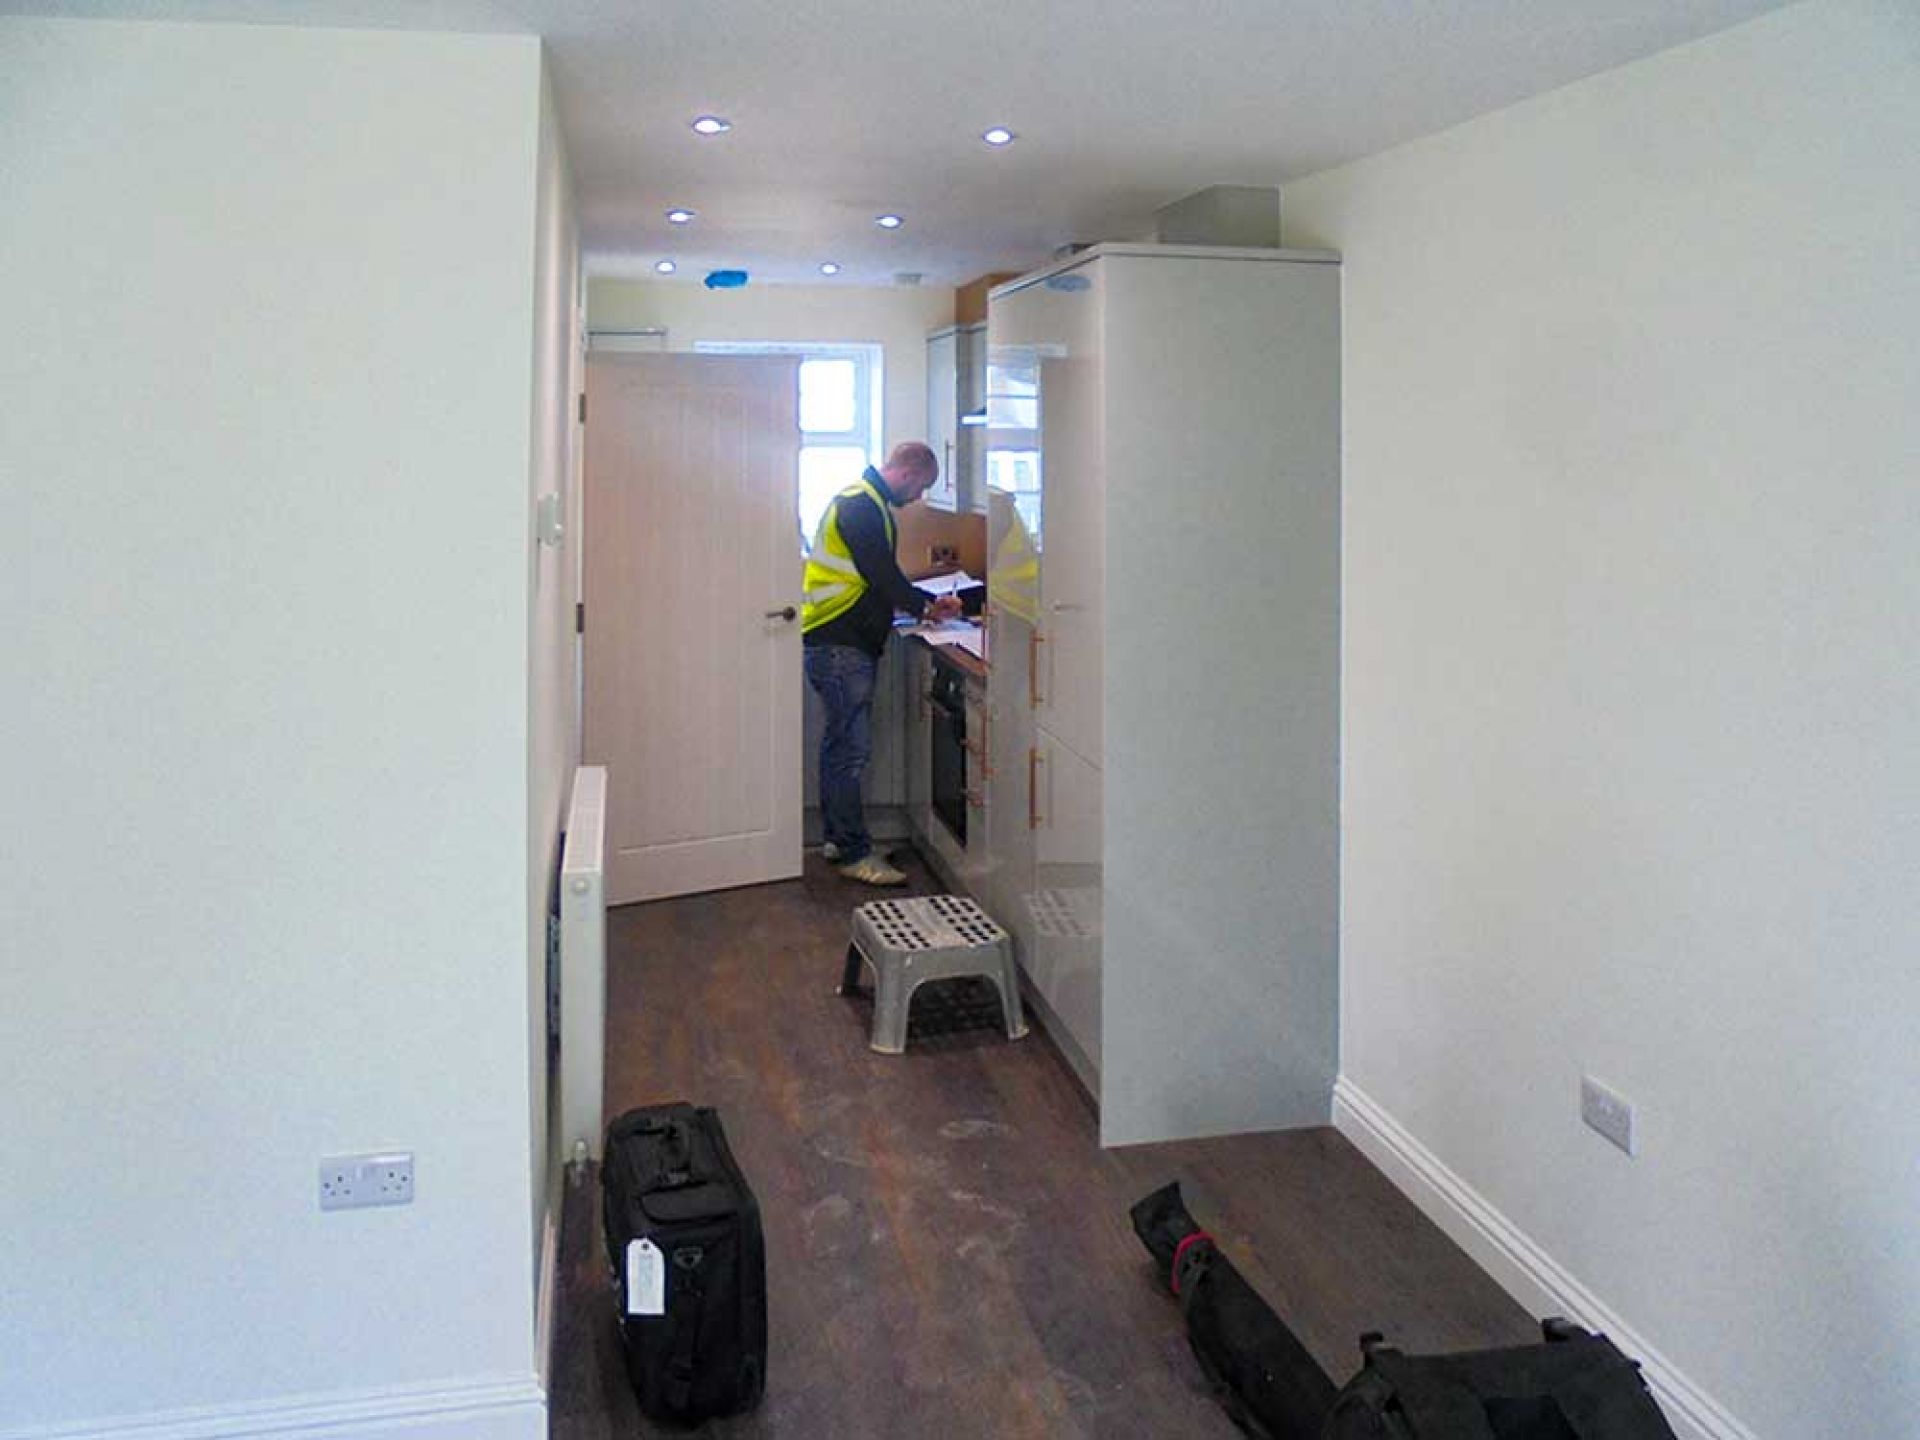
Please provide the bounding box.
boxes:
[1324,1320,1678,1440]
[1131,1181,1678,1440]
[603,1103,767,1424]
[1132,1180,1338,1439]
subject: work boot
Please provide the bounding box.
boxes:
[837,854,907,886]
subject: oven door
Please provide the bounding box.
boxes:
[929,664,968,847]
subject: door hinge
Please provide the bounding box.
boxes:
[575,602,585,634]
[577,392,587,424]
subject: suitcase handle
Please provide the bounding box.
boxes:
[637,1117,698,1190]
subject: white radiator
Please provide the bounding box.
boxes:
[559,765,608,1160]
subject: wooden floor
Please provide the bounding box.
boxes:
[550,851,1534,1438]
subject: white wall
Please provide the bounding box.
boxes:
[1282,2,1920,1435]
[526,51,583,1305]
[587,279,956,447]
[0,18,553,1437]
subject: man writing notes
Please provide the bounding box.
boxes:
[802,442,964,885]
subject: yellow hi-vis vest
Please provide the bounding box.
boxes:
[801,474,896,633]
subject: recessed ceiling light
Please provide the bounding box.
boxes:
[874,214,904,229]
[982,127,1016,147]
[654,259,677,275]
[690,116,731,136]
[666,208,696,224]
[819,262,842,276]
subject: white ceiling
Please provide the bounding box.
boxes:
[13,0,1799,286]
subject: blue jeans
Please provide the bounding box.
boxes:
[805,643,879,865]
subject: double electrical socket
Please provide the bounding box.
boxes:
[1580,1076,1637,1157]
[319,1151,415,1211]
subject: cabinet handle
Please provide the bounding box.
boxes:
[965,708,994,776]
[764,605,797,622]
[1028,630,1046,708]
[1027,747,1044,829]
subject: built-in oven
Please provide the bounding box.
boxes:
[929,661,968,846]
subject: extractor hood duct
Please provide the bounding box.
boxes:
[1153,185,1281,248]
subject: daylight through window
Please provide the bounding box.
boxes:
[695,342,883,545]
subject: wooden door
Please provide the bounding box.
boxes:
[583,353,802,904]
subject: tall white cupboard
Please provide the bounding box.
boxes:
[982,243,1340,1146]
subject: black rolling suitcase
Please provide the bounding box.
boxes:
[602,1103,767,1423]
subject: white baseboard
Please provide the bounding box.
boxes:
[1332,1077,1756,1440]
[0,1378,546,1440]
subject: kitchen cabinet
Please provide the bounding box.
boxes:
[924,322,987,514]
[924,326,960,511]
[903,640,991,897]
[958,673,993,891]
[804,641,909,845]
[983,547,1040,1049]
[984,243,1341,1146]
[1029,730,1103,1088]
[903,643,933,840]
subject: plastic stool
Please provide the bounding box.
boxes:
[839,895,1028,1054]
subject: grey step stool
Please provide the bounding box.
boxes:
[839,895,1029,1055]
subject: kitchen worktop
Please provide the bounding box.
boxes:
[905,623,988,682]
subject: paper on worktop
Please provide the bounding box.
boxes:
[906,619,986,660]
[913,570,981,597]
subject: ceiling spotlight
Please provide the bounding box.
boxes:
[982,127,1016,147]
[819,262,842,276]
[874,214,904,229]
[666,208,696,224]
[654,259,677,275]
[690,115,731,136]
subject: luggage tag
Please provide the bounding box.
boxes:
[625,1237,666,1316]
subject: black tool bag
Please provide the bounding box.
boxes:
[1131,1181,1678,1440]
[602,1103,767,1424]
[1131,1181,1339,1439]
[1324,1321,1678,1440]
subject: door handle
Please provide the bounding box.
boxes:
[1028,630,1046,708]
[1027,747,1045,830]
[764,606,797,622]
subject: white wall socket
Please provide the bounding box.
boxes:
[319,1151,415,1211]
[1580,1075,1637,1156]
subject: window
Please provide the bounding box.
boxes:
[695,341,883,545]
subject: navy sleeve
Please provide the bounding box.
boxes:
[837,494,929,617]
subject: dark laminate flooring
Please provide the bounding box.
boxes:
[551,851,1534,1438]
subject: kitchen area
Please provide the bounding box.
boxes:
[804,207,1343,1149]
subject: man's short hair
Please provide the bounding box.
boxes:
[885,441,939,480]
